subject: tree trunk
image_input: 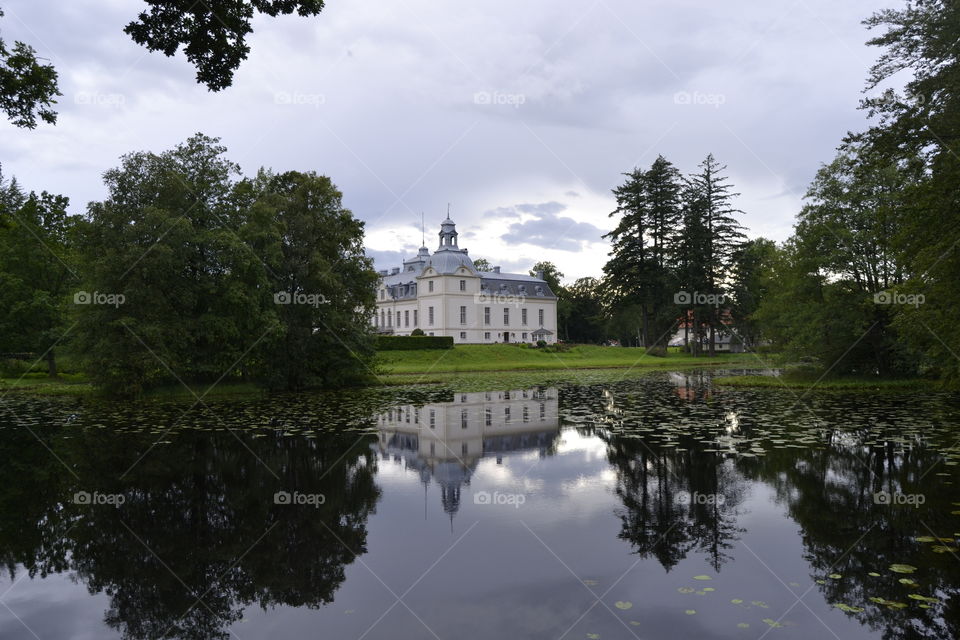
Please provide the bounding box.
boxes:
[46,350,57,377]
[708,309,717,358]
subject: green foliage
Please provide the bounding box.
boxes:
[375,335,453,351]
[755,143,922,377]
[409,328,425,336]
[251,170,377,390]
[471,257,492,272]
[856,1,960,384]
[70,134,375,395]
[0,169,76,375]
[564,277,605,343]
[125,1,326,91]
[729,238,777,349]
[0,9,60,128]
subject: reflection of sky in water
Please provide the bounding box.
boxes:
[2,376,959,639]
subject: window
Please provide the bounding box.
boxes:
[414,408,419,424]
[484,332,490,340]
[460,306,467,324]
[460,331,466,339]
[428,280,434,293]
[429,332,434,336]
[404,310,409,327]
[522,332,527,340]
[380,310,385,326]
[387,311,392,327]
[429,410,436,429]
[485,408,492,426]
[430,442,435,455]
[461,409,468,429]
[462,442,468,456]
[503,308,509,325]
[504,407,511,424]
[459,280,466,291]
[522,308,527,325]
[540,403,545,419]
[380,289,384,300]
[484,307,490,325]
[539,309,544,326]
[523,406,529,423]
[428,307,434,325]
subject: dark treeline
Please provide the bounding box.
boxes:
[0,134,377,395]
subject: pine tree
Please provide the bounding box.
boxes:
[603,155,683,354]
[681,155,746,356]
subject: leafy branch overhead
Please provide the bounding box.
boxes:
[0,1,325,128]
[124,0,326,92]
[0,9,60,128]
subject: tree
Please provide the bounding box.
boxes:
[472,257,492,272]
[680,154,746,356]
[252,170,378,390]
[603,155,683,355]
[0,8,60,128]
[125,1,326,91]
[0,184,76,374]
[755,145,920,376]
[72,135,377,395]
[530,261,564,293]
[564,277,606,343]
[728,238,776,350]
[859,1,960,383]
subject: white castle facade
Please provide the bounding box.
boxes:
[372,217,558,344]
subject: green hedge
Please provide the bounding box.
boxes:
[376,335,454,351]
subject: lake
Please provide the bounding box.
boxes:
[1,369,958,640]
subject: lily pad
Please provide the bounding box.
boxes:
[693,575,712,581]
[614,601,632,610]
[889,564,918,574]
[685,609,696,615]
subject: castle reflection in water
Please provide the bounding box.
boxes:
[374,387,560,519]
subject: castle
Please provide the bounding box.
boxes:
[372,217,558,344]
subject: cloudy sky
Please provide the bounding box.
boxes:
[1,0,898,281]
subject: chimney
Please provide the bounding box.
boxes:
[378,269,388,276]
[493,266,501,273]
[536,270,544,280]
[390,267,400,275]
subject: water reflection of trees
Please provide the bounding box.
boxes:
[580,374,960,640]
[569,373,747,572]
[0,421,380,640]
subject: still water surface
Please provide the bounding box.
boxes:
[1,370,959,639]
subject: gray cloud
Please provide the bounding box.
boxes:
[500,203,606,252]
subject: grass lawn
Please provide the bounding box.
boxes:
[375,344,768,376]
